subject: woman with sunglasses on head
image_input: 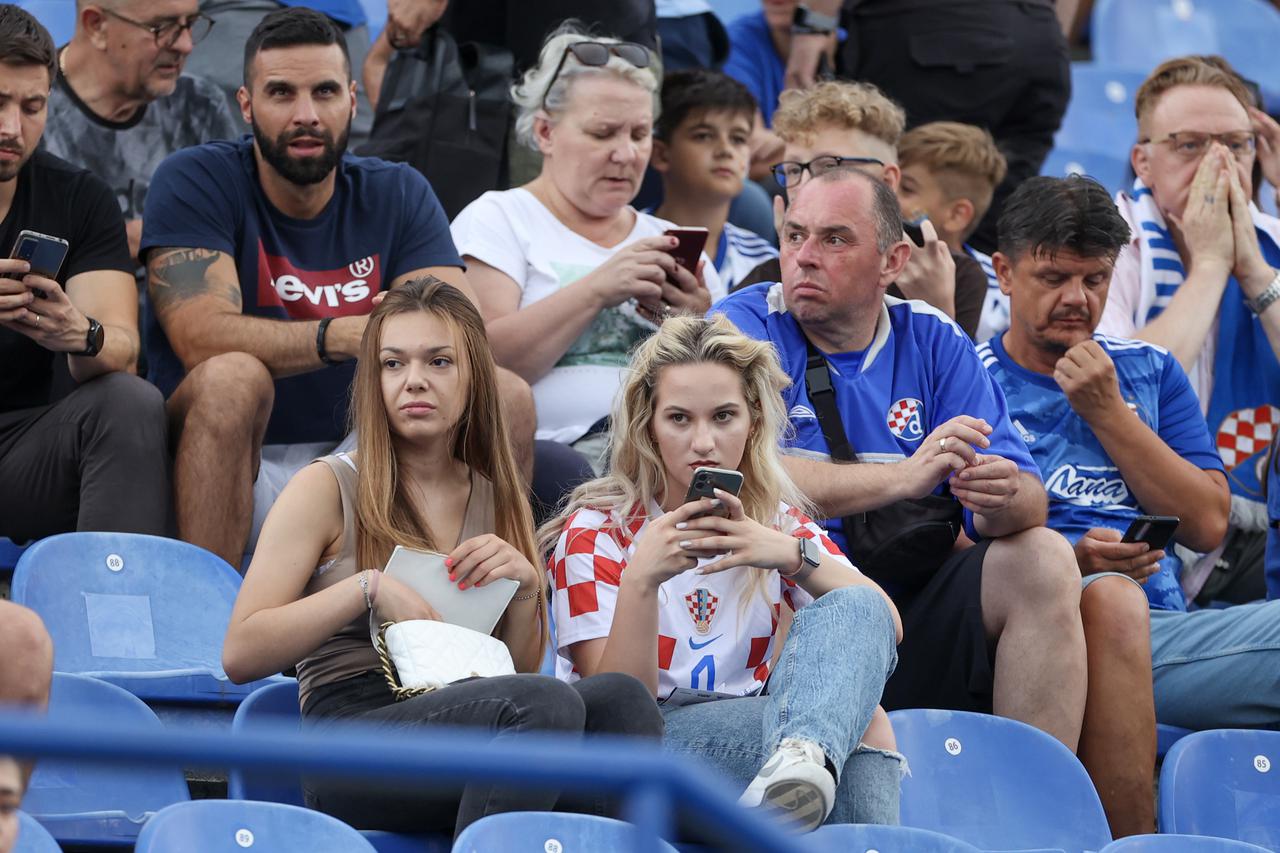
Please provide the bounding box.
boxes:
[222,277,662,840]
[451,24,725,470]
[539,314,904,834]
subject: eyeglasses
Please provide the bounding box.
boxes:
[540,41,652,111]
[1140,130,1257,162]
[99,8,215,48]
[772,154,885,188]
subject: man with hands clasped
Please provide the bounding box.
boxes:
[0,6,169,544]
[714,167,1090,758]
[983,174,1280,837]
[1100,57,1280,586]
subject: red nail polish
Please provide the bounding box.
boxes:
[444,557,453,567]
[459,582,468,590]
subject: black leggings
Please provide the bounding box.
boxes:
[301,671,663,839]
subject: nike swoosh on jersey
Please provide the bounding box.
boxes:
[688,634,724,650]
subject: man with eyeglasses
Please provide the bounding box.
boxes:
[44,1,237,266]
[735,80,989,341]
[1098,56,1280,605]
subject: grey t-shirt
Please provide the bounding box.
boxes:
[43,69,240,225]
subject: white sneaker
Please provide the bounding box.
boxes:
[738,737,836,832]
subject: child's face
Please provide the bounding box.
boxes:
[657,109,752,201]
[895,163,950,226]
[896,163,969,249]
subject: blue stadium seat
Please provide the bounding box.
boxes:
[453,812,679,852]
[1101,834,1272,852]
[806,823,983,852]
[11,532,286,703]
[16,1,75,46]
[1159,723,1194,758]
[890,709,1112,853]
[1041,148,1131,196]
[134,800,376,853]
[23,673,190,846]
[1092,0,1280,111]
[0,537,30,573]
[14,812,61,853]
[359,0,386,40]
[1055,64,1146,156]
[228,681,305,807]
[1159,729,1280,849]
[227,681,445,853]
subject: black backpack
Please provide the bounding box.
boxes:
[357,27,514,220]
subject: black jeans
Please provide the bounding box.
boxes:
[301,671,664,838]
[0,372,170,541]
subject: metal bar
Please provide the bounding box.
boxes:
[0,709,807,853]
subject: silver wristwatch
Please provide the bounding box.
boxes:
[1246,271,1280,316]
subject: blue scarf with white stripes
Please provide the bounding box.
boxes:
[1128,178,1280,500]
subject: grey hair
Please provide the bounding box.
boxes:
[802,168,905,252]
[511,23,660,151]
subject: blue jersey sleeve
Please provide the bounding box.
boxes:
[925,323,1040,538]
[1157,353,1226,473]
[387,166,462,281]
[711,285,771,341]
[140,145,240,258]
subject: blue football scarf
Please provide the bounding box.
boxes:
[1127,178,1280,500]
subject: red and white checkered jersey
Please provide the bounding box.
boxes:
[548,500,854,699]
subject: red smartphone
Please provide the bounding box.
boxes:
[664,227,708,271]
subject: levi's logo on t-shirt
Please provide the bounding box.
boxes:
[255,244,381,319]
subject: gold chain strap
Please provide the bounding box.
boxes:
[375,621,438,701]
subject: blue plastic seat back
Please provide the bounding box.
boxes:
[1158,729,1280,849]
[0,537,30,573]
[1102,833,1272,852]
[806,823,983,852]
[10,532,276,702]
[890,709,1111,853]
[453,812,679,853]
[134,800,377,852]
[1159,723,1194,758]
[24,673,190,845]
[1055,64,1146,156]
[14,812,61,853]
[1041,148,1131,196]
[1092,0,1280,110]
[15,1,75,45]
[227,681,305,806]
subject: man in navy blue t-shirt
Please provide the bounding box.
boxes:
[713,168,1090,754]
[139,8,480,568]
[983,175,1280,834]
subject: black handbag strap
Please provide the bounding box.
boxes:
[803,335,856,463]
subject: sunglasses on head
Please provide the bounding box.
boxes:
[541,40,653,111]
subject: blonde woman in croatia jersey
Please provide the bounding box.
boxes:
[539,314,904,833]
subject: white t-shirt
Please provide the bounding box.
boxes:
[451,189,726,443]
[548,499,854,699]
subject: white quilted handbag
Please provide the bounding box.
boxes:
[376,620,516,699]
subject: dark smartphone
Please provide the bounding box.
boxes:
[664,227,709,272]
[1121,515,1180,551]
[903,220,926,247]
[684,466,744,518]
[11,229,69,284]
[661,687,740,707]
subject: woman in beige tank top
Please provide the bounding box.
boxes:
[222,277,662,839]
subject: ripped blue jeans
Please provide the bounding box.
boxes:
[660,584,905,825]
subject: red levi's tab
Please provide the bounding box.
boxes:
[256,243,382,319]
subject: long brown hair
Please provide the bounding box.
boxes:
[351,278,543,646]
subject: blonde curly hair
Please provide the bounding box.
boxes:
[772,80,906,149]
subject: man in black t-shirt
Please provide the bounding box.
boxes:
[0,6,168,543]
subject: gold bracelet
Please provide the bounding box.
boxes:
[512,587,541,602]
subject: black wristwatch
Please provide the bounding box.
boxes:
[77,316,104,357]
[792,4,838,35]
